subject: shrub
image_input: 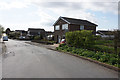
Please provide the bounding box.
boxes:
[34,36,41,40]
[90,45,115,53]
[110,54,118,58]
[59,44,66,47]
[99,55,110,62]
[34,34,43,40]
[85,51,95,57]
[66,30,95,48]
[81,51,90,57]
[77,48,85,54]
[56,44,119,68]
[56,47,59,50]
[95,40,113,45]
[72,50,77,54]
[93,53,101,60]
[67,47,73,52]
[109,58,118,65]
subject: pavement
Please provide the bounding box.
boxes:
[2,39,119,78]
[25,41,59,50]
[0,39,3,80]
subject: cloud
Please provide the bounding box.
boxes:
[0,0,118,31]
[87,2,118,14]
[25,0,119,2]
[0,0,30,10]
[31,2,118,23]
[30,2,98,27]
[2,21,54,31]
[33,2,118,14]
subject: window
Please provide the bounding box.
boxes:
[62,24,68,30]
[55,25,60,30]
[80,25,84,30]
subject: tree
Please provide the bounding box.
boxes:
[0,25,4,38]
[9,31,20,39]
[5,28,11,35]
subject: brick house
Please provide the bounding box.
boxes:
[15,30,27,37]
[46,31,54,40]
[53,17,98,43]
[27,28,46,38]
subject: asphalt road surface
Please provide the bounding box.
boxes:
[2,39,119,78]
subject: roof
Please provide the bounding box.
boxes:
[97,30,114,35]
[15,30,25,32]
[28,28,45,31]
[53,16,98,27]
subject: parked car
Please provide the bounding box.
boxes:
[3,36,8,41]
[19,36,26,40]
[60,39,65,44]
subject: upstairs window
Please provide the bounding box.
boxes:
[62,24,68,30]
[80,25,84,30]
[55,25,60,30]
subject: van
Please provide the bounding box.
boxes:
[3,36,8,41]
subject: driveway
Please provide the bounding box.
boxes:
[2,39,119,78]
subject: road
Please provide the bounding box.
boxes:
[2,39,119,78]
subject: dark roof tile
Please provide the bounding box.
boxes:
[61,17,98,26]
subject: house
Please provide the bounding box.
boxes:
[53,16,98,43]
[27,28,46,38]
[15,30,27,37]
[45,31,54,40]
[46,31,54,36]
[15,30,28,39]
[97,30,114,38]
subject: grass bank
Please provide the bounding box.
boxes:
[56,44,120,68]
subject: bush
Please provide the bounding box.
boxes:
[59,44,66,47]
[93,53,101,60]
[34,36,41,40]
[67,47,73,52]
[66,30,95,48]
[95,40,113,45]
[80,51,87,56]
[72,50,77,54]
[77,48,85,54]
[82,51,95,57]
[109,58,118,65]
[56,47,59,50]
[99,55,110,62]
[89,45,115,53]
[56,44,119,68]
[34,34,43,40]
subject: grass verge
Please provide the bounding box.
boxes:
[56,44,120,68]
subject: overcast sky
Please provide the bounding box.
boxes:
[0,0,119,31]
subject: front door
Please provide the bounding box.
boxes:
[58,36,61,43]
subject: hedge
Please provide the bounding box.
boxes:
[65,30,95,48]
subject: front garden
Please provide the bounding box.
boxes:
[56,30,120,68]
